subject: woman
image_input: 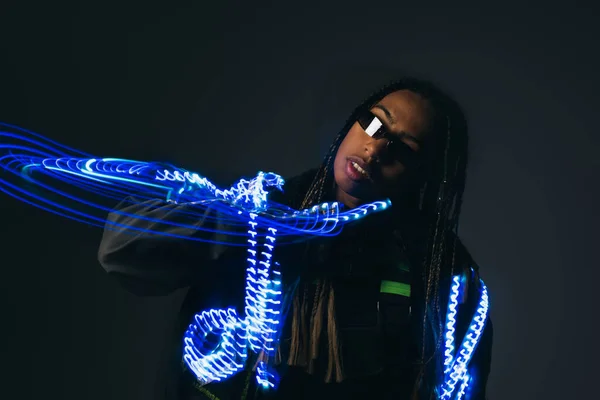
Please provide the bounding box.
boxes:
[98,77,493,400]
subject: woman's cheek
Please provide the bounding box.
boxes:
[382,163,406,182]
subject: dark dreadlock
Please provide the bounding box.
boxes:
[284,77,473,399]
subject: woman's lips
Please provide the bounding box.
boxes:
[345,156,371,181]
[347,156,369,172]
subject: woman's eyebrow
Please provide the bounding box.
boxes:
[373,104,396,124]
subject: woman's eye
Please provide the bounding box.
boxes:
[391,140,416,153]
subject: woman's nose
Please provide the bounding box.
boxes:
[364,137,389,161]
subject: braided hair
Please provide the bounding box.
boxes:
[286,77,472,399]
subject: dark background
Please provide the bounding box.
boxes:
[0,2,598,399]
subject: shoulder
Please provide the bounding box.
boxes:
[451,234,478,272]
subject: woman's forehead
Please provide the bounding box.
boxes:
[372,90,434,139]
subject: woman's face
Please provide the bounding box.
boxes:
[333,89,434,208]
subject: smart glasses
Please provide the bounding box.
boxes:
[356,109,423,168]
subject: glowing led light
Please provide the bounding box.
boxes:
[182,308,248,385]
[439,273,489,400]
[456,374,470,400]
[182,210,285,388]
[0,126,395,391]
[0,133,394,241]
[443,276,461,373]
[256,361,279,389]
[2,144,391,241]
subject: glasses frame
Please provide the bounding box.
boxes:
[356,109,423,168]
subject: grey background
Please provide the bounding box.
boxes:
[0,2,597,399]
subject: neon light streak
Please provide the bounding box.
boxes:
[182,212,284,388]
[440,274,489,400]
[444,276,461,374]
[0,126,392,390]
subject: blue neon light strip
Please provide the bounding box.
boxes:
[0,125,392,389]
[440,273,489,400]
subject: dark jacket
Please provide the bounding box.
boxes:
[98,170,492,400]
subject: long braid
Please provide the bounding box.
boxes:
[415,117,452,394]
[287,77,470,397]
[413,99,470,398]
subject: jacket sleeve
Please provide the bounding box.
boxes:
[98,196,245,296]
